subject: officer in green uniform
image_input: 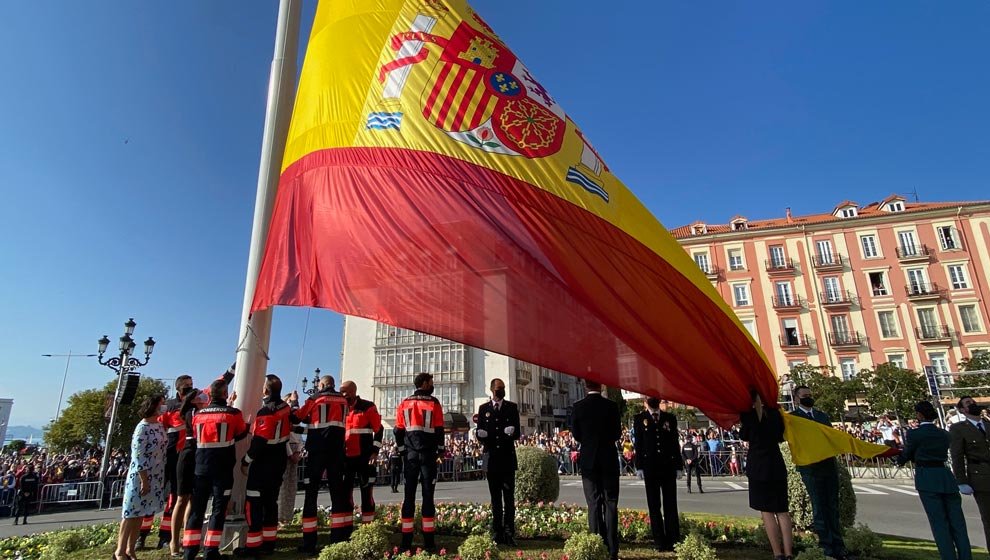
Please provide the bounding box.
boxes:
[898,401,972,560]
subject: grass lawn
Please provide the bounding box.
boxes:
[54,513,990,560]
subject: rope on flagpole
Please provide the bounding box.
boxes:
[293,308,312,388]
[234,317,272,361]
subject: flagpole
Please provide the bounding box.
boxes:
[230,0,302,522]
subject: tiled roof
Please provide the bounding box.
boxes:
[671,199,990,239]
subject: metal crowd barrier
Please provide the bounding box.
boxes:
[0,490,14,517]
[36,481,104,513]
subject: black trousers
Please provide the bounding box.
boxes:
[684,461,703,489]
[11,493,31,523]
[800,469,846,558]
[643,467,679,549]
[487,468,516,537]
[247,452,287,551]
[582,469,620,559]
[390,460,403,490]
[183,472,232,560]
[401,450,438,549]
[344,457,377,534]
[301,447,348,549]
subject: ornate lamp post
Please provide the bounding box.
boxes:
[95,318,155,487]
[300,367,321,396]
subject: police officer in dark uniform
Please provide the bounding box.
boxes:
[238,374,295,559]
[182,377,249,560]
[681,435,703,493]
[289,375,349,554]
[633,397,683,552]
[475,378,521,545]
[341,380,384,535]
[11,464,39,526]
[395,372,445,552]
[389,451,403,493]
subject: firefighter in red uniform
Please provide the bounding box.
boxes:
[236,374,298,559]
[182,376,248,560]
[395,372,445,552]
[340,380,384,537]
[288,375,349,555]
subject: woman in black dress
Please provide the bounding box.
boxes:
[740,389,793,560]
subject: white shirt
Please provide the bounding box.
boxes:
[798,406,814,415]
[968,417,985,431]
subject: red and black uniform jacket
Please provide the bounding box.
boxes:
[394,391,444,456]
[243,397,295,466]
[178,368,236,454]
[160,397,186,453]
[192,399,248,477]
[291,388,348,452]
[345,397,383,461]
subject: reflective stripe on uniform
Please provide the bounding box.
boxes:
[182,531,202,546]
[204,530,222,547]
[245,489,261,497]
[246,532,263,547]
[197,440,236,449]
[262,527,278,541]
[404,426,435,433]
[309,420,345,428]
[401,518,414,533]
[373,440,382,447]
[362,513,375,523]
[422,517,435,532]
[302,517,318,532]
[167,427,184,433]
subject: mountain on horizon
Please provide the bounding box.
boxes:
[5,425,43,441]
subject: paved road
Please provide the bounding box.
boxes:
[1,477,986,549]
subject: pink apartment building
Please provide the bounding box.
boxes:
[672,195,990,385]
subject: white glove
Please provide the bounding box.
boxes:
[476,429,489,438]
[960,484,975,495]
[677,470,684,480]
[504,426,516,436]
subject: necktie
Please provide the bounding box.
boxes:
[495,402,500,412]
[979,423,986,436]
[653,413,659,424]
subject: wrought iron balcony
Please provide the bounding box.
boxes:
[779,334,811,351]
[896,245,931,262]
[772,296,804,311]
[516,368,532,385]
[905,282,944,301]
[819,290,855,307]
[765,258,796,275]
[812,254,845,272]
[700,265,722,281]
[916,325,952,343]
[828,331,863,348]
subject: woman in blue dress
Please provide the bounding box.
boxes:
[115,395,167,560]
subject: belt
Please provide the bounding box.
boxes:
[916,460,946,468]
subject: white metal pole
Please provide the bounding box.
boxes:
[55,351,73,422]
[230,0,302,519]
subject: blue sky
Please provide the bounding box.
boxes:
[2,1,989,428]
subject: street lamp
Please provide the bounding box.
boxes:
[300,367,321,396]
[95,318,155,488]
[42,351,98,422]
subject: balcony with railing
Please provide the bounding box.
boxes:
[765,258,796,275]
[819,290,855,308]
[772,296,804,312]
[905,282,944,301]
[540,376,556,389]
[896,245,931,263]
[812,254,845,272]
[516,367,532,386]
[779,334,812,351]
[828,331,863,348]
[520,403,535,415]
[916,325,953,343]
[699,265,722,281]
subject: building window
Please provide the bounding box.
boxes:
[898,231,919,256]
[694,253,710,274]
[741,319,758,343]
[960,305,982,333]
[886,354,907,369]
[948,265,969,290]
[733,284,750,307]
[917,308,940,338]
[907,268,928,293]
[692,223,707,236]
[769,245,786,268]
[822,277,842,302]
[878,311,899,338]
[860,235,878,259]
[830,314,850,337]
[840,358,857,380]
[929,352,951,386]
[728,249,745,271]
[775,282,794,306]
[887,201,904,212]
[816,240,835,264]
[937,226,959,250]
[839,207,858,218]
[868,271,888,297]
[781,318,800,346]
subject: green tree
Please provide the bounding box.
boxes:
[954,352,990,397]
[44,377,167,451]
[3,439,26,452]
[788,363,849,422]
[860,363,928,425]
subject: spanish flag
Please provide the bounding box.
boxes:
[251,0,890,464]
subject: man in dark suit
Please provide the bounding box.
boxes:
[475,378,521,545]
[950,395,990,549]
[899,401,972,560]
[571,379,622,560]
[790,385,848,560]
[681,435,704,493]
[633,397,683,552]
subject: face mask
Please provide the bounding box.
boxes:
[179,386,193,397]
[646,398,660,410]
[799,397,815,408]
[968,403,982,416]
[493,389,506,400]
[158,405,167,415]
[423,386,435,396]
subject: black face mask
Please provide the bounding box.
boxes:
[799,396,815,408]
[968,403,982,416]
[179,386,194,397]
[493,388,506,400]
[646,398,661,410]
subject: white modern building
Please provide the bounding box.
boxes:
[0,399,12,446]
[340,316,584,435]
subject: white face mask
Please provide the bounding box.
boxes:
[158,404,168,415]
